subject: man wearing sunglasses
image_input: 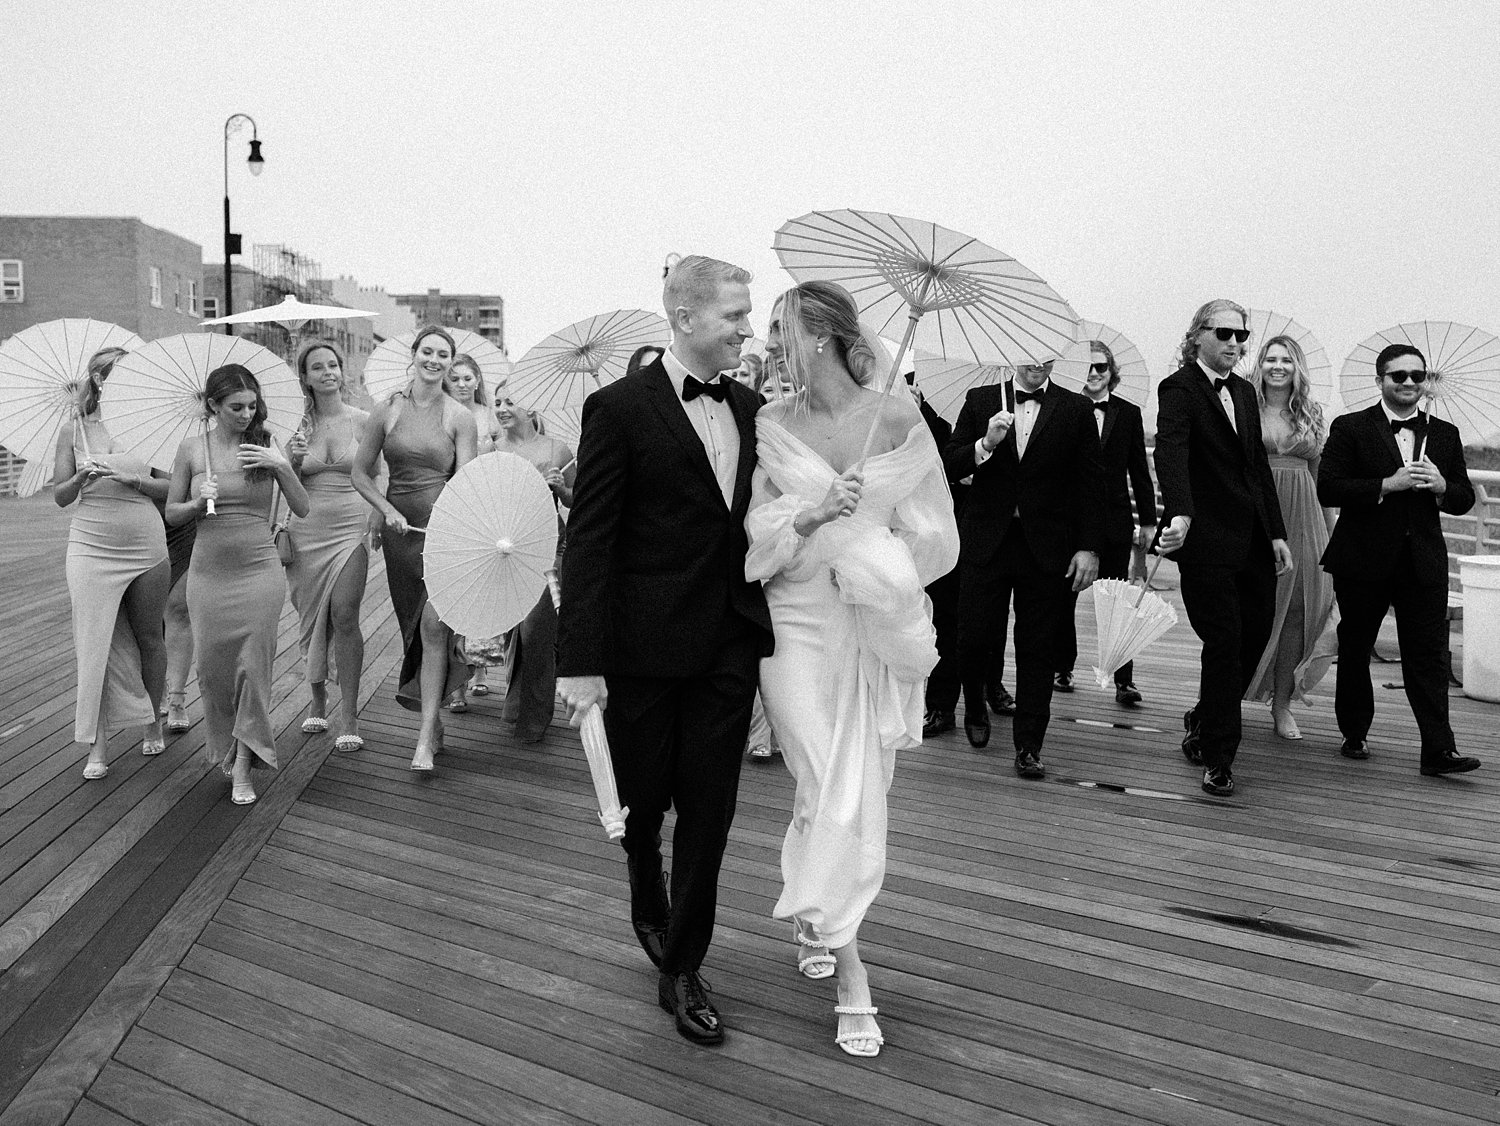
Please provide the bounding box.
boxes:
[1155,300,1292,796]
[1316,343,1479,776]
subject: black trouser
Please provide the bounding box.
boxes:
[1177,535,1276,771]
[958,524,1072,751]
[604,631,758,975]
[1058,540,1135,685]
[1332,543,1455,759]
[928,566,1011,715]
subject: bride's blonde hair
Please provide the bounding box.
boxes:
[776,282,879,398]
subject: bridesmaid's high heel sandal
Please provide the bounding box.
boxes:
[166,695,191,732]
[231,781,257,805]
[410,742,437,773]
[82,761,109,780]
[1272,707,1302,740]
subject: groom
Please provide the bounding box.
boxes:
[556,255,772,1045]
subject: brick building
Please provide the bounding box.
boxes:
[0,216,204,341]
[391,288,506,354]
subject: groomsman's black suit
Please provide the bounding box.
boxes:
[1058,394,1157,686]
[1153,363,1286,772]
[944,380,1104,755]
[1317,403,1474,766]
[557,357,773,987]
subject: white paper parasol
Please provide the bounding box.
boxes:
[911,354,1013,424]
[200,293,378,332]
[1091,575,1178,687]
[1051,320,1151,407]
[363,328,512,406]
[422,452,558,639]
[105,333,302,473]
[506,310,671,415]
[775,209,1078,440]
[1232,309,1334,410]
[0,319,145,480]
[1339,321,1500,446]
[538,407,582,450]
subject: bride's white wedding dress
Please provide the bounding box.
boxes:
[747,414,959,947]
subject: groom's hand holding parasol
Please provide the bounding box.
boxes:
[557,675,608,725]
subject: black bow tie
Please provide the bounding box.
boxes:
[682,376,728,403]
[1015,387,1046,405]
[1210,377,1230,395]
[1390,416,1423,433]
[1092,400,1109,413]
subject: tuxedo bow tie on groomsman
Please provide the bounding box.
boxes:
[1390,416,1423,433]
[682,375,729,402]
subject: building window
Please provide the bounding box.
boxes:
[174,275,182,312]
[0,260,21,303]
[202,296,219,320]
[150,267,162,308]
[188,279,200,316]
[478,306,501,327]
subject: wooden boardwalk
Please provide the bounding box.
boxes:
[2,492,1498,1125]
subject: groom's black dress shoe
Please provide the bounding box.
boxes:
[628,859,670,969]
[1339,738,1370,760]
[964,714,990,748]
[1420,749,1481,776]
[986,684,1016,715]
[658,970,723,1045]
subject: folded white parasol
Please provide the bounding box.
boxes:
[1091,566,1178,688]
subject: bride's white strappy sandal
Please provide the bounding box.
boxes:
[834,1004,883,1057]
[794,926,836,979]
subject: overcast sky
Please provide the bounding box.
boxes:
[6,0,1497,413]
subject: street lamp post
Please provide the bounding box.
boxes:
[222,114,265,333]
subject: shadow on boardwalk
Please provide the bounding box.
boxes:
[2,493,1498,1125]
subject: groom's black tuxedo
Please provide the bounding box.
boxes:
[944,380,1105,752]
[1317,403,1474,760]
[557,357,771,977]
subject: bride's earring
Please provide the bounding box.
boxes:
[816,340,825,354]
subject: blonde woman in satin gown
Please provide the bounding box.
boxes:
[285,342,374,752]
[748,282,959,1057]
[1244,336,1338,738]
[167,364,309,805]
[53,346,171,779]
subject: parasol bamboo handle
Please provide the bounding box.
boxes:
[857,304,924,463]
[201,421,217,516]
[1412,396,1433,462]
[75,406,93,463]
[1134,551,1169,608]
[545,568,562,611]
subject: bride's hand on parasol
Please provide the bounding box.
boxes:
[558,676,607,726]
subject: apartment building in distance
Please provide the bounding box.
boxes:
[0,215,204,341]
[391,288,506,355]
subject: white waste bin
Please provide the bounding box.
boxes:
[1458,555,1500,703]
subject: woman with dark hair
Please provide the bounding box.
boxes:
[167,364,308,804]
[284,340,374,751]
[492,392,574,742]
[53,346,171,778]
[352,325,478,770]
[748,280,959,1057]
[1245,334,1337,737]
[625,344,664,378]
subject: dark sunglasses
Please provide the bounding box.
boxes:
[1385,368,1428,384]
[1089,362,1111,375]
[1209,327,1251,344]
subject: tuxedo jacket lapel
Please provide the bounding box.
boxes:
[642,366,724,506]
[727,384,758,513]
[1025,388,1061,455]
[1370,404,1406,470]
[1099,400,1118,448]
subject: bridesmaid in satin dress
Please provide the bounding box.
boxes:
[444,352,503,709]
[53,346,171,779]
[285,341,374,752]
[167,365,309,805]
[352,326,478,771]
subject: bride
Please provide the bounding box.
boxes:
[747,281,959,1057]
